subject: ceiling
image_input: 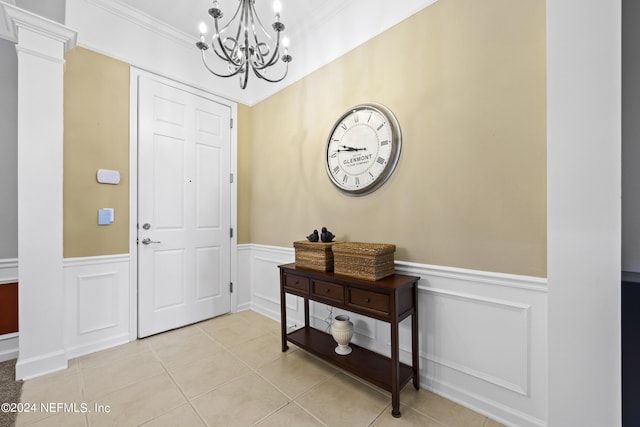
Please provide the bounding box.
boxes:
[111,0,438,102]
[0,0,439,103]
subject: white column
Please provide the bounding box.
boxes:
[2,4,77,379]
[547,1,621,426]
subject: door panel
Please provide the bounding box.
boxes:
[138,75,231,338]
[153,249,185,310]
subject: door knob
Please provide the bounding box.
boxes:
[141,238,161,245]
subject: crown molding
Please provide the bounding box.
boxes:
[85,0,193,48]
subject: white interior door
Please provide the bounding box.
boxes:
[137,75,231,338]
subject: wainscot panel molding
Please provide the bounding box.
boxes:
[236,244,252,312]
[243,244,548,427]
[63,254,132,359]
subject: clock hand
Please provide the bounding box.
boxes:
[339,145,357,151]
[338,145,367,152]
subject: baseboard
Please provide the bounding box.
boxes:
[65,332,130,360]
[15,349,67,380]
[236,301,252,312]
[424,375,547,427]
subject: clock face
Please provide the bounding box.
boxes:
[325,103,402,196]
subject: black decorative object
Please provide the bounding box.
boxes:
[320,227,335,242]
[306,229,319,242]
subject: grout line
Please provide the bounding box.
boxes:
[291,401,329,427]
[75,360,90,427]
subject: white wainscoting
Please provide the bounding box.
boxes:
[63,254,132,359]
[240,244,548,427]
[0,258,18,362]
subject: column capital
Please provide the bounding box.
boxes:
[1,3,76,52]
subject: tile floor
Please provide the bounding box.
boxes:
[16,310,505,426]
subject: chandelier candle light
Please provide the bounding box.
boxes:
[196,0,293,89]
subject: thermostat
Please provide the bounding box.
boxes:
[97,169,120,185]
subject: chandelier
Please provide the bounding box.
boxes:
[196,0,293,89]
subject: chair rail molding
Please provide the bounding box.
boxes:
[0,258,18,284]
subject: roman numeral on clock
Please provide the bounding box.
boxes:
[333,165,340,175]
[376,157,386,165]
[342,175,348,184]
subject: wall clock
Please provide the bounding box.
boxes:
[325,103,402,196]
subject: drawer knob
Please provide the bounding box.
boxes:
[364,298,371,303]
[326,288,331,293]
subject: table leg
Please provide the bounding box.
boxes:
[304,298,310,327]
[391,317,401,418]
[412,282,420,389]
[280,273,289,352]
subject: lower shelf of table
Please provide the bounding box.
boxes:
[286,326,413,393]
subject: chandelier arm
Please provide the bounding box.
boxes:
[212,16,243,67]
[240,62,249,89]
[211,40,242,66]
[201,50,244,78]
[248,3,281,70]
[224,1,243,31]
[209,0,243,64]
[249,1,273,41]
[262,41,281,68]
[251,62,289,83]
[247,8,265,67]
[252,48,280,70]
[250,28,281,71]
[234,0,248,52]
[213,0,243,43]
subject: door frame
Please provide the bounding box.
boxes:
[128,68,238,340]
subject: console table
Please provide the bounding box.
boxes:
[278,263,420,417]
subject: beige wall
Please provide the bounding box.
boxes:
[244,0,546,277]
[64,47,130,257]
[237,103,253,244]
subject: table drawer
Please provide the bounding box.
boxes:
[311,280,344,304]
[348,289,389,315]
[283,274,309,294]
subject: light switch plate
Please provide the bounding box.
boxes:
[98,208,114,225]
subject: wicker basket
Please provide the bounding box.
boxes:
[332,242,396,281]
[293,241,337,271]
